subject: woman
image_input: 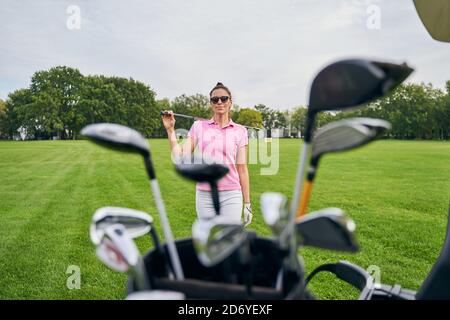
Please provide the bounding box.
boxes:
[161,82,252,226]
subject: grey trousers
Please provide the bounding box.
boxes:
[196,189,243,224]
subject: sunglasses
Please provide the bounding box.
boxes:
[210,96,230,104]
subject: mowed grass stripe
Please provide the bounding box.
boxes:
[0,142,90,298]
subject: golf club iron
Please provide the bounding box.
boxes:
[96,224,149,290]
[81,123,184,280]
[284,59,413,273]
[90,206,174,279]
[296,118,391,217]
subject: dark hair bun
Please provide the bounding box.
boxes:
[210,82,232,98]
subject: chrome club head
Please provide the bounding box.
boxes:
[312,121,375,162]
[345,117,392,138]
[126,290,186,300]
[95,224,149,289]
[296,208,359,252]
[192,216,246,267]
[261,192,289,237]
[90,207,153,246]
[81,123,150,156]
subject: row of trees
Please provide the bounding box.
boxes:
[1,66,449,140]
[0,66,159,140]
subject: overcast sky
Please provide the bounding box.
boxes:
[1,0,450,109]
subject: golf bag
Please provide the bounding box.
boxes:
[127,236,313,300]
[304,206,450,300]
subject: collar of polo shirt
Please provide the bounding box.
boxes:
[208,118,235,129]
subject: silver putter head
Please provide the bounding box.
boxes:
[90,207,153,246]
[296,208,359,252]
[96,224,140,272]
[81,123,149,156]
[261,192,289,236]
[192,216,246,267]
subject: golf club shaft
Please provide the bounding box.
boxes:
[133,258,150,290]
[149,229,175,279]
[211,184,221,215]
[150,179,185,280]
[284,142,310,242]
[161,111,262,131]
[282,141,311,270]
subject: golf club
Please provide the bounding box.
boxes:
[283,58,413,272]
[260,192,292,291]
[90,206,175,279]
[192,216,254,297]
[175,156,229,216]
[296,118,391,218]
[96,224,149,290]
[81,123,184,280]
[161,111,262,132]
[260,192,290,247]
[295,207,359,252]
[413,0,450,42]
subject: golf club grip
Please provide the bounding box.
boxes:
[144,156,156,180]
[297,181,313,218]
[304,113,316,142]
[211,184,221,215]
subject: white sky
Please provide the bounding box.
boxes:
[1,0,450,110]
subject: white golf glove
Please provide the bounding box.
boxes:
[243,203,253,227]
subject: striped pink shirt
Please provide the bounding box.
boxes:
[187,118,248,191]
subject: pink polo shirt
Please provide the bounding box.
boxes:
[187,118,248,191]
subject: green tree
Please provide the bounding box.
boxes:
[4,89,33,139]
[170,94,211,131]
[290,107,307,137]
[0,99,6,138]
[30,66,84,139]
[236,108,263,128]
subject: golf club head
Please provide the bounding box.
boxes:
[126,290,185,300]
[95,224,140,272]
[414,0,450,42]
[308,59,414,114]
[261,192,289,236]
[81,123,149,156]
[90,206,153,246]
[175,155,229,184]
[345,118,392,138]
[296,208,359,252]
[192,216,246,267]
[312,121,375,162]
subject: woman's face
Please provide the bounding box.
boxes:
[210,88,232,116]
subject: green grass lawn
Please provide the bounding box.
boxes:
[0,139,449,299]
